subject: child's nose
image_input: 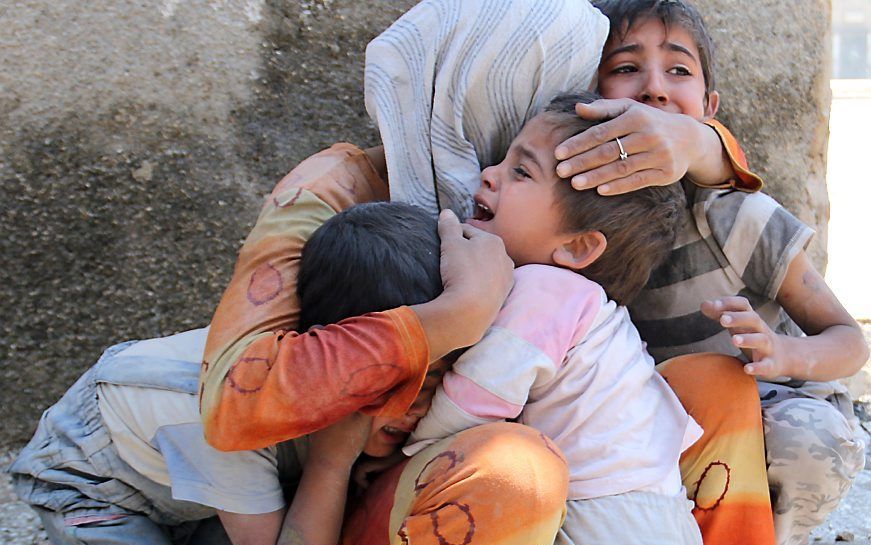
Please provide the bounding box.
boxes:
[481,166,500,191]
[639,72,669,106]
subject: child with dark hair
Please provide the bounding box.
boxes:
[9,202,452,545]
[298,202,442,332]
[406,92,703,545]
[567,2,867,544]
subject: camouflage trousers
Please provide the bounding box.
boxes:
[759,380,865,545]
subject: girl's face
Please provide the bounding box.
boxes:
[362,358,452,458]
[597,18,717,121]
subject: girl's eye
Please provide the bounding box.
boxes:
[612,64,637,74]
[668,66,691,76]
[513,166,531,179]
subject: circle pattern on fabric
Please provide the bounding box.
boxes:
[692,461,731,511]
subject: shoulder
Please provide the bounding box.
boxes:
[270,144,389,213]
[495,265,608,356]
[695,188,808,245]
[506,265,606,318]
[512,264,604,296]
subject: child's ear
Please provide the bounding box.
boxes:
[703,90,720,120]
[552,231,607,270]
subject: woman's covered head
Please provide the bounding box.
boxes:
[365,0,609,218]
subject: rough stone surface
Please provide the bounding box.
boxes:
[1,0,831,448]
[694,0,833,268]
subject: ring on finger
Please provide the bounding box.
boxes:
[615,136,629,161]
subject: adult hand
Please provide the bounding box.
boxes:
[700,296,789,380]
[439,210,514,340]
[554,99,712,195]
[440,209,514,339]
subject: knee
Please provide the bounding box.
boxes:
[764,399,864,489]
[416,422,569,514]
[657,354,761,428]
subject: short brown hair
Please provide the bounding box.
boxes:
[544,92,685,305]
[594,0,717,96]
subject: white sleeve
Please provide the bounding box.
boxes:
[154,422,285,514]
[404,265,604,456]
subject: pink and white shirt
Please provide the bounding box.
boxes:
[407,264,702,500]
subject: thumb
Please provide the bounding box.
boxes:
[438,209,462,241]
[576,98,634,121]
[744,357,774,377]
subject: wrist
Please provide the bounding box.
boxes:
[413,290,485,359]
[685,122,732,187]
[305,455,355,481]
[774,335,806,379]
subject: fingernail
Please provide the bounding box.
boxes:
[745,365,754,374]
[572,175,588,189]
[598,183,611,194]
[721,315,732,325]
[734,335,743,345]
[555,147,568,160]
[556,162,569,177]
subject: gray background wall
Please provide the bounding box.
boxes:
[0,0,832,447]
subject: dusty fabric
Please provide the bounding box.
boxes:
[364,0,608,218]
[343,423,569,545]
[199,144,431,451]
[407,264,700,501]
[659,354,777,545]
[555,491,701,545]
[759,380,865,545]
[630,182,813,364]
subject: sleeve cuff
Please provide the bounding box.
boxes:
[704,120,764,193]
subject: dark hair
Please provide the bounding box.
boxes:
[544,92,685,305]
[594,0,716,96]
[297,202,442,331]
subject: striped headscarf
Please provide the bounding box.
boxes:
[365,0,609,219]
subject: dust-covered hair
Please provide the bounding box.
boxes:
[594,0,716,96]
[298,202,442,330]
[543,91,685,305]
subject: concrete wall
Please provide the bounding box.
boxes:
[0,0,832,447]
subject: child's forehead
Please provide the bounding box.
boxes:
[609,15,700,54]
[519,113,571,147]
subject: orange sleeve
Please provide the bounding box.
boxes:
[702,119,764,192]
[204,309,429,451]
[200,144,430,451]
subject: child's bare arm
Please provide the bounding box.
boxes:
[277,413,373,545]
[554,99,736,195]
[217,510,285,545]
[701,251,868,381]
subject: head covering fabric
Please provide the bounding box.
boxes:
[365,0,609,219]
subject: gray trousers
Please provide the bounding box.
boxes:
[34,506,232,545]
[760,380,865,545]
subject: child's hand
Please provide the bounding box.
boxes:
[554,99,713,195]
[701,296,790,380]
[307,413,373,474]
